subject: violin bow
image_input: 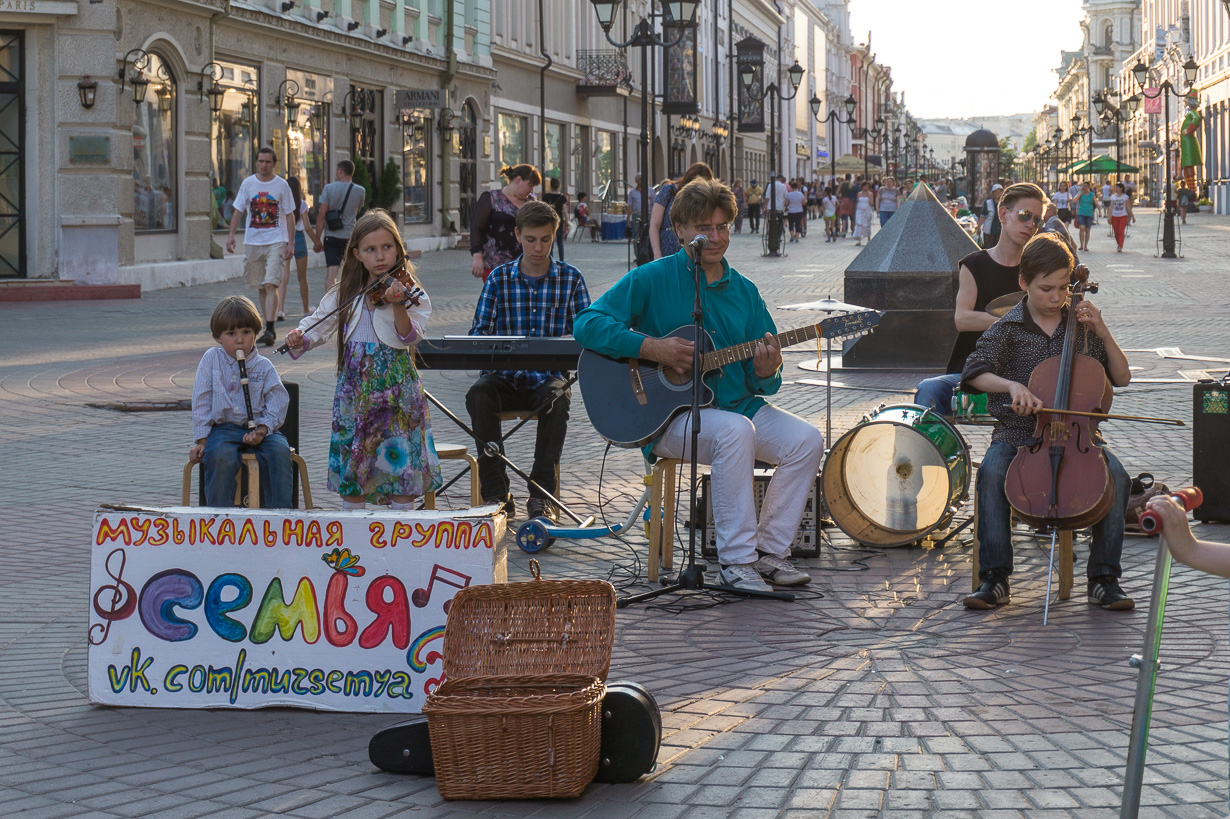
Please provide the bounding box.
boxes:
[1038,407,1185,426]
[275,255,409,355]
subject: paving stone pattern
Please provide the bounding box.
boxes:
[1,212,1228,817]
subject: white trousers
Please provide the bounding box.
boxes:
[653,405,824,566]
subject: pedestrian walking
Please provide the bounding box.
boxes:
[189,295,293,508]
[650,162,713,259]
[276,176,323,320]
[822,186,838,242]
[1108,182,1134,252]
[471,164,540,281]
[541,176,570,261]
[785,181,806,242]
[745,179,763,233]
[226,146,296,348]
[285,209,442,511]
[979,183,1003,249]
[878,176,900,227]
[853,181,875,246]
[316,159,366,293]
[1075,181,1096,251]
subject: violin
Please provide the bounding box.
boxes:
[276,256,424,355]
[367,257,425,308]
[1004,264,1116,530]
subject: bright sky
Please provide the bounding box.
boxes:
[847,0,1087,119]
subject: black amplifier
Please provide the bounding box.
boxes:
[1193,379,1230,523]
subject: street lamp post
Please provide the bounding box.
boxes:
[1131,55,1198,258]
[811,93,856,190]
[589,0,699,261]
[865,118,884,181]
[1092,91,1141,182]
[740,56,805,256]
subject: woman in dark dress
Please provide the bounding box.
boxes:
[470,164,541,281]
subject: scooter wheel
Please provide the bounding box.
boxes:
[516,518,554,553]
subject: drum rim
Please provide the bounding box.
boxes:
[821,404,971,547]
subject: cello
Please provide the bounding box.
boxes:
[1004,265,1116,531]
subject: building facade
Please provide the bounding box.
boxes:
[31,0,496,290]
[13,0,873,289]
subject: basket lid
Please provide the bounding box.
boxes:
[442,560,617,680]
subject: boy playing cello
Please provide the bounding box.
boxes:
[960,232,1134,611]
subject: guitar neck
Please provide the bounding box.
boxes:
[702,324,820,370]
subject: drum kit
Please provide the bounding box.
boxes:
[780,296,972,548]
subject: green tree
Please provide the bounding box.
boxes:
[373,158,403,212]
[999,138,1019,182]
[1023,127,1037,152]
[351,159,373,211]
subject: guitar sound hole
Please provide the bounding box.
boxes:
[659,366,692,390]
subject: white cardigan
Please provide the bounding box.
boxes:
[293,286,432,354]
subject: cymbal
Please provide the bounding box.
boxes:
[780,297,872,313]
[986,292,1025,318]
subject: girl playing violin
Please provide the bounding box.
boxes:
[960,232,1134,611]
[285,209,442,511]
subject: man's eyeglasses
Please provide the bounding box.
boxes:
[691,223,731,237]
[1015,209,1042,229]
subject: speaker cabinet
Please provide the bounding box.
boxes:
[1193,380,1230,523]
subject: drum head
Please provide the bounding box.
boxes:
[823,411,967,547]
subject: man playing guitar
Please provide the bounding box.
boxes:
[573,178,824,592]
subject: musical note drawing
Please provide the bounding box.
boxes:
[89,548,137,646]
[322,547,366,576]
[410,564,471,615]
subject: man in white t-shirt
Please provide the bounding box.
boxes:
[226,146,295,346]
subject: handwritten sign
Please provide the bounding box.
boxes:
[88,505,506,713]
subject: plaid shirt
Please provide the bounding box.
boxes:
[470,256,591,388]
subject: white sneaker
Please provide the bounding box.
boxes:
[717,563,772,592]
[753,553,812,586]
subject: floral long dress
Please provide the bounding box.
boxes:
[328,312,442,503]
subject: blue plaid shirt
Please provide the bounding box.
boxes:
[470,256,591,388]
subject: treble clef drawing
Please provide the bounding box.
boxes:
[89,548,137,646]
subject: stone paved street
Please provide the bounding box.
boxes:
[2,211,1229,818]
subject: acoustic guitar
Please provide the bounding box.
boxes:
[577,310,881,447]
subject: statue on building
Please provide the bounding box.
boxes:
[1180,92,1202,189]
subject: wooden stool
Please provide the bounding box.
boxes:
[496,409,560,490]
[971,505,1074,599]
[646,459,682,582]
[183,453,260,508]
[425,443,481,510]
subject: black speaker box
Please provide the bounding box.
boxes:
[1193,380,1230,523]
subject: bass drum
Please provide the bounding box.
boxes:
[822,404,970,547]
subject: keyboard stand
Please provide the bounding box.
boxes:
[422,375,592,526]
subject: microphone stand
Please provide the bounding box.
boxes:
[618,237,793,608]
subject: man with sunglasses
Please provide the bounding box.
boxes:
[575,178,824,593]
[914,183,1048,416]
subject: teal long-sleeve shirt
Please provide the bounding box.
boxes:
[573,250,782,454]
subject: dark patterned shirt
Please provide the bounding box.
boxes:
[960,299,1110,448]
[470,189,531,271]
[470,256,591,388]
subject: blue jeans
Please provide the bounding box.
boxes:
[975,440,1130,582]
[915,373,961,414]
[203,423,293,508]
[879,210,895,226]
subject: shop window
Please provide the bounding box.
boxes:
[286,70,331,212]
[210,60,259,230]
[498,112,527,166]
[402,111,432,224]
[133,53,176,232]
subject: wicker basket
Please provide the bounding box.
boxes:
[425,674,605,799]
[424,560,616,800]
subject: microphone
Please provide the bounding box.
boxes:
[688,234,708,251]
